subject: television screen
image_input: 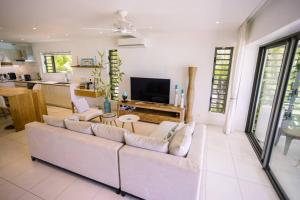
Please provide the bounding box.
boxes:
[130,77,170,104]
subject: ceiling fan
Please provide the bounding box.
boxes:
[82,10,151,36]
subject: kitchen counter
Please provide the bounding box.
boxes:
[13,80,70,87]
[0,87,47,131]
[0,80,71,108]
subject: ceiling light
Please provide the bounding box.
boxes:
[33,27,38,30]
[65,33,69,36]
[0,40,3,42]
[216,21,221,24]
[21,38,24,41]
[99,32,103,34]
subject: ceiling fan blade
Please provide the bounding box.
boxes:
[136,26,153,30]
[81,27,114,31]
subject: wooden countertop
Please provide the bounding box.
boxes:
[0,80,70,87]
[0,87,31,96]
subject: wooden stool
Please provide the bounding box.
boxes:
[118,114,140,133]
[102,112,118,126]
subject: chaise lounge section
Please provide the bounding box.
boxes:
[25,122,123,190]
[119,124,206,200]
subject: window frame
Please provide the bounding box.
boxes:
[41,52,72,73]
[209,47,234,113]
[245,31,300,200]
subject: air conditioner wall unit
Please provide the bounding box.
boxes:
[117,38,148,48]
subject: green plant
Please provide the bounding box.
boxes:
[91,51,124,99]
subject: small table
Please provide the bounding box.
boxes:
[102,112,118,126]
[118,114,140,133]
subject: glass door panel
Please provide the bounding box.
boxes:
[269,41,300,200]
[251,45,287,148]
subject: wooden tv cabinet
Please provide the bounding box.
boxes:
[117,100,185,124]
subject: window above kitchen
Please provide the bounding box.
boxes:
[41,52,72,73]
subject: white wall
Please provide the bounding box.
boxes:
[32,31,237,125]
[247,0,300,43]
[232,0,300,132]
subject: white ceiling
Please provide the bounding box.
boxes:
[0,0,263,43]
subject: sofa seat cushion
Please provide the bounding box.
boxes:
[74,108,103,121]
[92,123,128,143]
[125,133,169,153]
[64,119,93,135]
[43,115,79,128]
[169,126,192,157]
[149,121,184,140]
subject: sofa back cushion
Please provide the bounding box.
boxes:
[73,98,90,113]
[125,133,169,153]
[92,123,127,143]
[149,121,184,140]
[43,115,79,128]
[64,119,93,135]
[169,126,192,157]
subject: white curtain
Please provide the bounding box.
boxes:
[224,22,248,134]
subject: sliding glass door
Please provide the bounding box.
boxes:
[268,40,300,200]
[250,44,287,148]
[246,33,300,199]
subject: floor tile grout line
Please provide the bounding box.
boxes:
[229,143,245,200]
[1,177,46,200]
[53,175,79,200]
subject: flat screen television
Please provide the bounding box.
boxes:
[130,77,170,104]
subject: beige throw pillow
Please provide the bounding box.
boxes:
[92,123,127,143]
[43,115,79,128]
[169,126,192,157]
[64,119,93,135]
[186,121,196,135]
[125,133,169,153]
[73,98,90,113]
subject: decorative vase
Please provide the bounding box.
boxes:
[174,84,179,106]
[122,91,128,102]
[180,89,185,108]
[104,97,111,113]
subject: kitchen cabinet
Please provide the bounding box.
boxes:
[14,82,27,87]
[0,81,15,87]
[41,84,71,108]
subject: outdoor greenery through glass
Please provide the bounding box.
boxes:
[251,45,286,138]
[282,41,300,127]
[209,47,233,113]
[43,54,72,73]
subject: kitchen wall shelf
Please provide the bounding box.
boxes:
[0,62,13,66]
[71,65,97,68]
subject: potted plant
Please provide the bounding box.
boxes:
[91,51,124,113]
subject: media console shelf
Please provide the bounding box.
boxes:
[117,100,185,124]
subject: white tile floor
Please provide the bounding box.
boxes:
[0,106,278,200]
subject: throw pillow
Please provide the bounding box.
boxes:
[64,119,93,135]
[73,98,90,113]
[92,123,127,143]
[43,115,79,128]
[165,122,185,141]
[169,126,192,157]
[186,121,196,135]
[125,132,169,153]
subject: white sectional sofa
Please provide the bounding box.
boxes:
[25,122,123,190]
[119,124,206,200]
[25,120,206,200]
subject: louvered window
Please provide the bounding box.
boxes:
[109,50,121,100]
[42,52,72,73]
[209,47,234,113]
